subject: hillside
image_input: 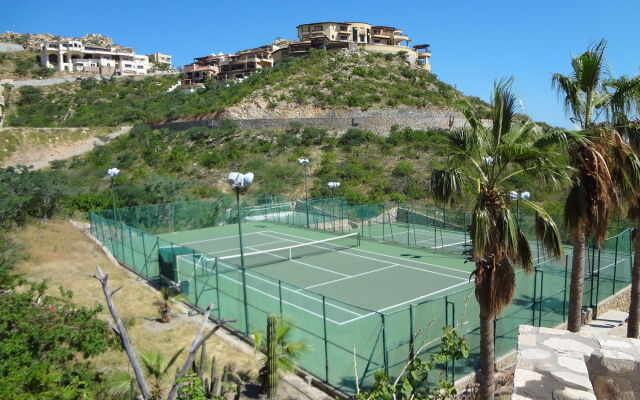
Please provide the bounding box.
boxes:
[4,48,491,128]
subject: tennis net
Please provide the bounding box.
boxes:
[218,232,360,269]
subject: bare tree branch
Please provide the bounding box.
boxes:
[91,266,151,400]
[166,304,235,400]
[111,286,123,297]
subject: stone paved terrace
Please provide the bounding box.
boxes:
[512,319,640,400]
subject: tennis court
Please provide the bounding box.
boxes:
[159,222,474,325]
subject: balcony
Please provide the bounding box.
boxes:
[372,32,391,38]
[394,34,409,42]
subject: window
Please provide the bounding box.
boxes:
[125,64,132,67]
[339,25,347,31]
[374,40,380,43]
[360,34,365,42]
[331,35,334,39]
[339,35,348,40]
[313,26,323,31]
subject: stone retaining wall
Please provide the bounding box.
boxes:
[513,325,640,400]
[150,110,483,136]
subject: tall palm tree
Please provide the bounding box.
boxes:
[605,76,640,337]
[430,77,566,400]
[553,40,640,332]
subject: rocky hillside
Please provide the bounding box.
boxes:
[0,31,117,51]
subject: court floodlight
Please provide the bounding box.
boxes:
[107,167,120,178]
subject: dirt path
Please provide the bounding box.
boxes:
[2,125,131,169]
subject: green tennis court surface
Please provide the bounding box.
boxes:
[159,222,474,324]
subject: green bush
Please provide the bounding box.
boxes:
[393,161,414,177]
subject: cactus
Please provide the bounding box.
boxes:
[266,313,278,400]
[210,355,220,397]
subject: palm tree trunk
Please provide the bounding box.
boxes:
[568,233,586,332]
[478,303,495,400]
[627,231,640,338]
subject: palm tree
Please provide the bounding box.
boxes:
[604,76,640,337]
[553,40,640,332]
[139,348,184,399]
[430,77,566,400]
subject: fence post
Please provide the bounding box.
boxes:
[612,236,619,294]
[532,268,538,325]
[214,258,221,321]
[409,304,414,360]
[242,267,250,335]
[128,227,136,270]
[140,230,148,277]
[381,313,389,376]
[322,296,329,383]
[278,281,283,316]
[563,254,569,321]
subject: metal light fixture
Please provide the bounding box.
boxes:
[107,167,120,221]
[298,159,310,228]
[327,181,340,197]
[227,172,254,267]
[509,190,531,226]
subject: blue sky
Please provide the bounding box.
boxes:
[2,0,639,128]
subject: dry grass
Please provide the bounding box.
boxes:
[13,220,261,385]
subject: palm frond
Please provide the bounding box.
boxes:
[497,206,519,254]
[163,347,184,374]
[491,77,518,143]
[514,229,533,272]
[430,168,463,204]
[102,369,138,400]
[552,73,582,126]
[564,183,589,238]
[526,200,564,259]
[471,205,491,260]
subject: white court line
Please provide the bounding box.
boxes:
[262,230,469,277]
[303,264,400,290]
[180,231,263,245]
[432,240,468,250]
[204,239,292,255]
[243,245,348,277]
[178,255,366,321]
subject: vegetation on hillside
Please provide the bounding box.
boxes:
[0,51,54,79]
[4,49,491,127]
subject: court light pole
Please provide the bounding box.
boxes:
[228,172,254,267]
[107,167,120,221]
[327,181,340,198]
[298,158,310,228]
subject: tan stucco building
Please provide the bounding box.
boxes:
[290,21,431,71]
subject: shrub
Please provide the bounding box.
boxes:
[393,161,414,177]
[338,129,374,147]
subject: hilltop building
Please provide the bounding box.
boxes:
[272,21,431,71]
[40,39,153,75]
[147,52,172,65]
[181,52,232,86]
[218,44,281,80]
[180,21,431,85]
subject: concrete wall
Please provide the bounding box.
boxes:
[151,109,483,135]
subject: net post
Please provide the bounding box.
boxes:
[119,221,126,262]
[278,281,283,316]
[589,244,596,309]
[322,296,329,383]
[381,313,389,376]
[214,258,221,320]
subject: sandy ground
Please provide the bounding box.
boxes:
[2,125,131,169]
[13,220,332,400]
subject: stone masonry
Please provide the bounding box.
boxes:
[513,325,640,400]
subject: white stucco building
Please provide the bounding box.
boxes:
[40,39,150,75]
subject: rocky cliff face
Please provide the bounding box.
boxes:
[0,31,116,51]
